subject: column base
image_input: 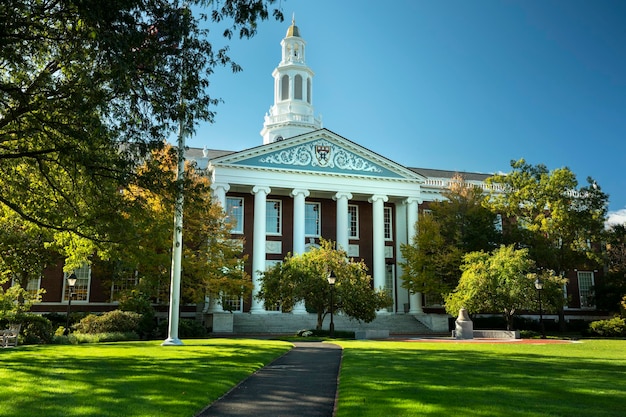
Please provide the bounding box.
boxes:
[161,337,184,346]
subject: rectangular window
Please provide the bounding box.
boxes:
[64,264,91,302]
[111,270,138,302]
[384,207,392,240]
[305,202,320,237]
[577,271,595,308]
[495,214,503,233]
[266,200,282,235]
[222,295,243,312]
[348,205,359,239]
[26,277,41,296]
[226,197,244,234]
[385,264,394,312]
[424,292,444,307]
[11,275,41,296]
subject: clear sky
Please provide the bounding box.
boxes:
[188,0,626,221]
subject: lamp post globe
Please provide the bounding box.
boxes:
[534,277,546,339]
[64,273,77,335]
[327,271,336,338]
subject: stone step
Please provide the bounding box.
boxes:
[227,312,439,335]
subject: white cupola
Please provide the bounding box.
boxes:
[260,17,322,144]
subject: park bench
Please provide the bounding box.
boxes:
[1,324,21,348]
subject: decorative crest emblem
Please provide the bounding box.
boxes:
[315,145,331,166]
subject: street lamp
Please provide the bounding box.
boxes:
[64,273,77,336]
[327,271,336,338]
[534,277,546,339]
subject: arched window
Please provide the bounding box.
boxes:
[281,75,289,100]
[306,78,311,104]
[294,75,303,100]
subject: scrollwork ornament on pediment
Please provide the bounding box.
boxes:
[259,140,382,173]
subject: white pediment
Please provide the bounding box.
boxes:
[210,129,425,181]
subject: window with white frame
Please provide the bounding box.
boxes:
[348,205,359,239]
[222,294,243,312]
[305,202,320,237]
[111,270,138,301]
[264,260,282,311]
[226,197,244,234]
[577,271,595,308]
[266,200,282,235]
[385,264,394,312]
[495,213,503,233]
[64,264,91,302]
[384,207,393,240]
[25,277,41,296]
[11,275,41,296]
[424,292,444,307]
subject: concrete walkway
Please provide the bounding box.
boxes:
[195,342,343,417]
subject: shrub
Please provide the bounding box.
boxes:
[298,329,355,339]
[0,314,54,345]
[75,310,142,334]
[68,332,139,344]
[158,319,208,339]
[118,290,157,339]
[589,317,626,337]
[19,314,54,344]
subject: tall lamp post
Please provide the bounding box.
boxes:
[327,271,336,338]
[534,277,546,339]
[64,273,77,335]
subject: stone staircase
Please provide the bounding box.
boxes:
[228,312,442,335]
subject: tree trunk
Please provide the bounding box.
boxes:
[505,313,514,330]
[316,312,323,330]
[558,307,566,332]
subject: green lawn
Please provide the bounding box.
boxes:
[0,339,292,417]
[1,339,625,417]
[334,339,626,417]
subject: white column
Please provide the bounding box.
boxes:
[369,194,388,297]
[251,185,271,313]
[291,189,310,254]
[291,188,310,314]
[208,183,230,313]
[211,183,230,209]
[406,198,424,314]
[334,192,353,252]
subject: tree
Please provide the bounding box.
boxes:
[485,159,608,328]
[0,0,283,241]
[104,144,252,306]
[486,159,607,273]
[598,224,626,313]
[257,240,392,330]
[401,175,500,300]
[0,206,55,288]
[445,245,566,330]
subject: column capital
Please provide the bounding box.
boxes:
[368,194,388,204]
[404,197,423,205]
[251,185,271,195]
[291,188,310,198]
[211,183,230,193]
[333,191,353,201]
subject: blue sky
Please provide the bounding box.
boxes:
[189,0,626,220]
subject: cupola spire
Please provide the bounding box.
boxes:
[261,18,322,144]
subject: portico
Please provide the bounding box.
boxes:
[204,19,429,317]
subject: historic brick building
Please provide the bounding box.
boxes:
[8,19,605,329]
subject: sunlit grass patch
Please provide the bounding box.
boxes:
[0,339,291,417]
[334,339,626,417]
